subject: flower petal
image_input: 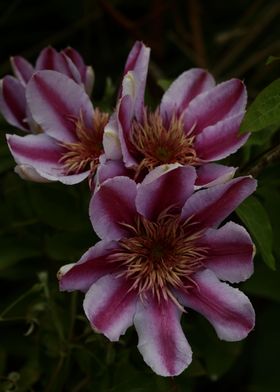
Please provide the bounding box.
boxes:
[0,76,28,131]
[195,113,249,161]
[96,160,129,185]
[7,133,88,184]
[199,222,254,282]
[136,165,196,220]
[10,56,34,85]
[183,79,247,134]
[134,295,192,376]
[84,275,137,341]
[121,41,150,121]
[195,163,237,187]
[61,47,94,95]
[160,69,215,123]
[181,176,257,229]
[26,70,94,142]
[117,95,137,167]
[90,176,137,241]
[14,164,52,183]
[103,113,122,160]
[58,240,119,292]
[178,269,255,341]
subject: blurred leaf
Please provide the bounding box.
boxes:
[28,184,88,231]
[45,230,93,262]
[157,79,172,91]
[242,258,280,302]
[240,79,280,133]
[0,236,41,271]
[236,196,275,269]
[266,55,280,65]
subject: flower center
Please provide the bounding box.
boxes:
[130,109,198,179]
[59,108,109,176]
[110,209,207,307]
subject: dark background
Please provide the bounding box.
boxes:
[0,0,279,391]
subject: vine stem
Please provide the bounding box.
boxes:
[240,143,280,177]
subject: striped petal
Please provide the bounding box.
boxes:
[10,56,34,85]
[136,165,196,220]
[195,163,237,187]
[195,113,249,161]
[6,133,89,184]
[26,70,94,142]
[181,176,257,229]
[160,69,215,124]
[199,222,254,283]
[183,79,247,134]
[58,240,119,292]
[178,269,255,341]
[90,176,137,241]
[121,41,150,121]
[84,275,137,341]
[0,76,28,131]
[134,294,192,376]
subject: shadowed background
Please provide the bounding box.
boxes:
[0,0,279,391]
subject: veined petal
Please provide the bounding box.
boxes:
[84,275,137,341]
[58,240,119,292]
[181,176,257,229]
[0,76,28,131]
[178,269,255,341]
[195,163,237,188]
[90,176,137,241]
[198,222,254,283]
[121,41,150,121]
[10,56,34,85]
[160,69,215,123]
[136,165,196,220]
[183,79,247,134]
[26,70,94,142]
[134,294,192,376]
[195,113,249,161]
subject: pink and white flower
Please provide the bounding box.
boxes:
[0,47,94,132]
[58,165,257,376]
[6,70,106,184]
[102,41,249,186]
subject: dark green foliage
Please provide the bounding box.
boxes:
[0,0,279,390]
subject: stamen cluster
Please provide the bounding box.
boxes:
[110,209,207,306]
[131,109,198,178]
[59,109,109,175]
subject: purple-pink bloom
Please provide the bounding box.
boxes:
[0,47,94,132]
[6,70,106,184]
[102,41,249,186]
[58,165,256,376]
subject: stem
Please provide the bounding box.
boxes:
[240,143,280,177]
[0,285,41,319]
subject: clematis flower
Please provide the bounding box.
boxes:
[0,46,94,132]
[102,41,249,186]
[6,70,107,184]
[58,165,257,376]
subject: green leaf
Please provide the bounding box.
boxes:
[157,79,172,91]
[240,79,280,133]
[236,195,275,269]
[266,55,280,65]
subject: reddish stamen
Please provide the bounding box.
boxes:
[131,109,199,178]
[59,108,109,176]
[110,208,207,308]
